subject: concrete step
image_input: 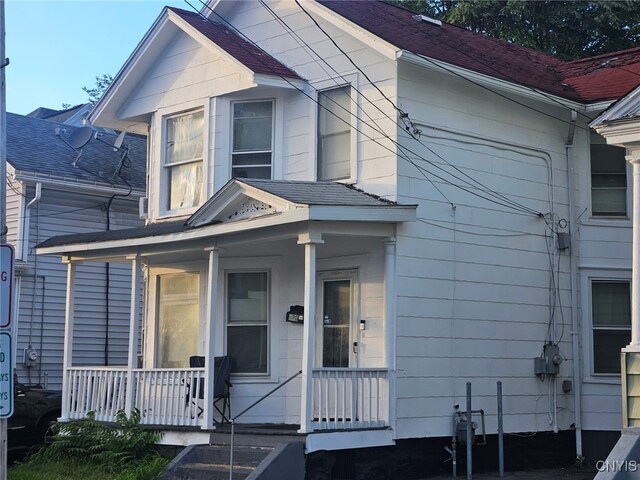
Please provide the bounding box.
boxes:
[192,444,274,467]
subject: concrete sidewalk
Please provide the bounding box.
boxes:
[426,466,596,479]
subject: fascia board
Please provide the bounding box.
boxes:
[13,171,144,198]
[90,12,173,128]
[308,205,417,222]
[167,9,257,84]
[253,74,307,90]
[592,120,640,147]
[398,50,588,111]
[37,208,312,256]
[584,101,613,113]
[302,0,399,61]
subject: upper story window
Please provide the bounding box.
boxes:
[232,101,273,179]
[591,133,627,217]
[592,280,631,374]
[317,86,352,181]
[165,110,204,211]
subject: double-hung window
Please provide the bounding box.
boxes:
[592,280,631,374]
[226,272,269,374]
[317,86,352,181]
[591,133,627,217]
[164,110,204,211]
[232,101,273,179]
[156,272,201,368]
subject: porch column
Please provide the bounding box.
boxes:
[124,254,142,416]
[383,237,397,431]
[298,229,323,433]
[629,153,640,350]
[202,247,219,430]
[60,258,76,421]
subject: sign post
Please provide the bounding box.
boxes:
[0,244,13,480]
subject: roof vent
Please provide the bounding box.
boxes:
[412,14,442,26]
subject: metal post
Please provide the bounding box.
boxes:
[497,381,504,477]
[229,420,235,480]
[466,382,472,480]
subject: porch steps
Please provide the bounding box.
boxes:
[164,444,273,480]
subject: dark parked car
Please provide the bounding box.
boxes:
[8,381,61,458]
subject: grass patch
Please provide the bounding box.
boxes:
[9,409,170,480]
[8,456,169,480]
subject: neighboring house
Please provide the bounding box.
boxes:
[35,0,640,469]
[6,111,146,390]
[27,104,93,127]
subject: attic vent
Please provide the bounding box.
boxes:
[412,14,442,26]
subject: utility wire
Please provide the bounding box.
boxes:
[291,0,542,215]
[260,0,542,215]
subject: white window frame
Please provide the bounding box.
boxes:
[312,75,359,183]
[230,99,275,180]
[216,256,281,383]
[581,268,632,383]
[144,263,207,369]
[154,100,210,220]
[589,132,630,220]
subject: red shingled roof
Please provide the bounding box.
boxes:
[168,7,302,81]
[319,1,640,103]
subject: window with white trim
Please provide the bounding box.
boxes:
[232,101,273,179]
[591,133,627,217]
[156,272,201,368]
[164,110,204,211]
[226,271,269,374]
[317,86,352,181]
[592,280,631,374]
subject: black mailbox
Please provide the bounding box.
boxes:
[286,305,304,324]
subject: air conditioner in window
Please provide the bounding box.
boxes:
[139,197,148,219]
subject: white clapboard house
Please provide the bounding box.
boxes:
[6,110,146,390]
[36,0,640,462]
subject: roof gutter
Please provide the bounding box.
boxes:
[13,171,144,197]
[397,50,590,112]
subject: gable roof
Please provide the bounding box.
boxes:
[7,112,146,190]
[168,7,302,81]
[318,1,640,103]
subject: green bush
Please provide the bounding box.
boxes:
[32,409,163,472]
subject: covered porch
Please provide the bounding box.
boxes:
[37,179,416,434]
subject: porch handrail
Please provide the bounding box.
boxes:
[229,370,302,480]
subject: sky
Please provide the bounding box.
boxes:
[5,0,193,115]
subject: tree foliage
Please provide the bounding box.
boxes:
[83,73,114,106]
[391,1,640,60]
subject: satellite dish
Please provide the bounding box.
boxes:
[113,131,126,150]
[68,126,94,149]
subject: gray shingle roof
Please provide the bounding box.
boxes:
[7,112,146,189]
[238,179,396,206]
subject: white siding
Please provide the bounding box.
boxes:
[14,186,141,390]
[6,175,24,257]
[394,63,574,439]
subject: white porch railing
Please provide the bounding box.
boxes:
[64,367,206,427]
[133,368,204,427]
[312,368,389,430]
[65,367,128,421]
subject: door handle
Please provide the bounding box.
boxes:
[353,342,358,354]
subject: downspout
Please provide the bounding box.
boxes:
[565,110,583,458]
[25,182,41,385]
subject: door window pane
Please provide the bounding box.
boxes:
[157,273,200,368]
[322,280,351,368]
[227,272,269,374]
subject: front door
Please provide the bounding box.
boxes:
[316,270,359,368]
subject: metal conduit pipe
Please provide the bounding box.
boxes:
[565,109,583,458]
